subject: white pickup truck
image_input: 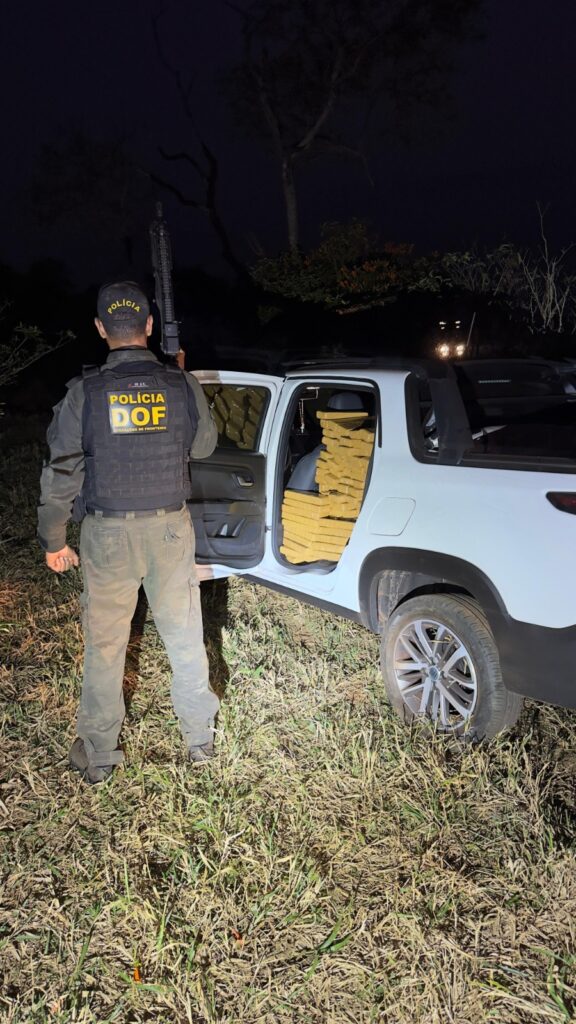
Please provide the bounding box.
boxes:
[188,357,576,741]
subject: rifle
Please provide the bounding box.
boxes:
[149,202,182,361]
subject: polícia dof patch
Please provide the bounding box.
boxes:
[108,390,168,433]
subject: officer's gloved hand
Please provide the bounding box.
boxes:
[46,545,80,573]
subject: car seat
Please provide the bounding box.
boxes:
[287,392,365,492]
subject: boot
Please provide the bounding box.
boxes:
[188,740,214,764]
[69,737,124,785]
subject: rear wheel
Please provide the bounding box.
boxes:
[380,593,523,741]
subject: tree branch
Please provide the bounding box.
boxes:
[294,48,344,153]
[152,8,197,123]
[312,134,374,186]
[158,146,206,178]
[145,169,206,211]
[151,7,247,280]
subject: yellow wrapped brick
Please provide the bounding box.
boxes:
[318,447,370,467]
[284,540,348,557]
[283,489,332,505]
[282,494,333,514]
[282,491,323,504]
[228,410,246,433]
[281,542,347,563]
[282,494,360,521]
[317,476,364,494]
[316,475,365,494]
[321,423,373,441]
[239,421,257,448]
[225,422,242,444]
[282,520,353,539]
[317,411,369,426]
[226,392,247,416]
[214,392,229,419]
[280,415,375,562]
[325,439,373,457]
[249,390,265,412]
[283,487,363,508]
[282,513,353,536]
[282,512,349,532]
[318,447,369,464]
[316,456,368,484]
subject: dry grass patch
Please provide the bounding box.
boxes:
[1,420,576,1023]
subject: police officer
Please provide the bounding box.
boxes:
[38,282,219,784]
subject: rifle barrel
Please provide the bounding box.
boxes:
[150,203,180,357]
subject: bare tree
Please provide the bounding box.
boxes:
[440,209,576,334]
[515,207,576,334]
[151,11,249,282]
[223,0,481,252]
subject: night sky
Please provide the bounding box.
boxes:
[2,0,575,288]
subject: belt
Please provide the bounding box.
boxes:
[86,503,185,519]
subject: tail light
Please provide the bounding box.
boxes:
[547,492,576,514]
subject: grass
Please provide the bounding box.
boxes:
[1,415,576,1023]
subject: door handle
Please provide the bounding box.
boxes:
[234,473,254,487]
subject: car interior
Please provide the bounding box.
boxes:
[415,362,576,461]
[277,384,376,568]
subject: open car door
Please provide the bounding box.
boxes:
[188,371,282,571]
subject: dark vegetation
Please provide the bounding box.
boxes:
[2,214,575,419]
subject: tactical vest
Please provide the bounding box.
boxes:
[81,360,198,512]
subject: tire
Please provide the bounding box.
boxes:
[380,593,524,741]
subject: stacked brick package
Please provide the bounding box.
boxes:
[281,410,374,563]
[203,385,265,450]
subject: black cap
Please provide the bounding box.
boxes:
[96,281,150,335]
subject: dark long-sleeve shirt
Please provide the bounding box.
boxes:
[38,348,217,552]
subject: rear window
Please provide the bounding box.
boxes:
[409,360,576,468]
[455,361,576,460]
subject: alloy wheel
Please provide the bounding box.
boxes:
[392,617,478,729]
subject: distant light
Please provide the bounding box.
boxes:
[455,320,462,328]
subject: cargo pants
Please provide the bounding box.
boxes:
[76,506,219,760]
